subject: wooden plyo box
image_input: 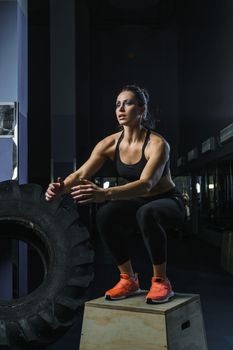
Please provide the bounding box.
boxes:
[80,293,208,350]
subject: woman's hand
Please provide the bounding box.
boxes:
[45,177,64,201]
[70,179,106,204]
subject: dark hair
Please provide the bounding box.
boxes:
[121,84,156,130]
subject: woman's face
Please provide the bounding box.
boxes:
[115,91,144,127]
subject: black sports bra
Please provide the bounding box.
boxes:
[115,130,170,182]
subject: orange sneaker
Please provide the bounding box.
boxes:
[146,277,174,304]
[105,273,142,300]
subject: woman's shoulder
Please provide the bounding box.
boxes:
[145,131,170,162]
[99,131,122,146]
[94,131,122,155]
[148,130,170,149]
[95,131,122,160]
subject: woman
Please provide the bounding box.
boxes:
[45,85,185,304]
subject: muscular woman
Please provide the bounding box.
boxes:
[45,85,185,303]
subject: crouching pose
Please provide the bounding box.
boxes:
[45,85,185,303]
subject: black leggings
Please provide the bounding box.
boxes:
[96,187,185,266]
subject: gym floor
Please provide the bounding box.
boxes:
[47,229,233,350]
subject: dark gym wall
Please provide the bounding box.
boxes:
[75,0,92,168]
[50,0,76,181]
[28,0,50,187]
[177,0,233,157]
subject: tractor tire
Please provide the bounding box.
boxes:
[0,180,94,349]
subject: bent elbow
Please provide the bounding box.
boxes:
[141,180,153,193]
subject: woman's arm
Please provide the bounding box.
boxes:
[71,136,169,203]
[62,141,108,193]
[45,136,113,200]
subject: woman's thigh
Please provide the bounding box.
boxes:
[137,197,185,228]
[96,199,141,232]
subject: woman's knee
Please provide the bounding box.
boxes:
[96,203,114,229]
[96,202,125,233]
[136,205,159,228]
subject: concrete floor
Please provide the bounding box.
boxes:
[46,230,233,350]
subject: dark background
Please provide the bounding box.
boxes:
[27,0,233,186]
